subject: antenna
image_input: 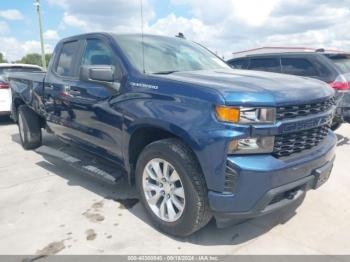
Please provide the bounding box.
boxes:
[140,0,145,74]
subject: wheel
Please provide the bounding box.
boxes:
[135,138,212,237]
[17,105,42,150]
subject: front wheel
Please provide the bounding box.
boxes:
[135,138,212,236]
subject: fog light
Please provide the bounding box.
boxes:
[228,136,274,154]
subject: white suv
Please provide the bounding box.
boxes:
[0,63,43,117]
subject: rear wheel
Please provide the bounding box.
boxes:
[18,105,42,150]
[135,138,212,237]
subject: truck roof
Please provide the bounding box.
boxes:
[59,32,178,42]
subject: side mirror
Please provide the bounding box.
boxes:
[80,65,115,82]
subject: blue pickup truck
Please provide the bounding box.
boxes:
[9,33,336,236]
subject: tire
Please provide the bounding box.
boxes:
[135,138,212,237]
[331,121,342,131]
[17,105,42,150]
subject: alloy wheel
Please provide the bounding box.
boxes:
[142,158,185,222]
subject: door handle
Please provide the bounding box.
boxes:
[64,85,81,97]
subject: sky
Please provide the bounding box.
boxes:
[0,0,350,62]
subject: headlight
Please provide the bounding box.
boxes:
[228,136,275,154]
[215,106,275,124]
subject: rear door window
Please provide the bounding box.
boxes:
[228,59,249,69]
[56,40,80,77]
[249,58,281,73]
[281,58,318,77]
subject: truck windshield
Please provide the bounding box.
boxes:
[114,35,229,74]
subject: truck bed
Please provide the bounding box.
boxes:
[9,71,46,118]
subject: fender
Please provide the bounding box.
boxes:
[123,118,202,175]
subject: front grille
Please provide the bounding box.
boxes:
[276,97,335,121]
[273,125,329,158]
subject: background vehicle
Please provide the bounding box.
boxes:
[9,33,336,236]
[0,64,43,117]
[227,48,350,130]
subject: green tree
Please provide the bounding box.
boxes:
[0,53,7,63]
[17,53,51,67]
[45,53,51,66]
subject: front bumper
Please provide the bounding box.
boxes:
[208,131,337,227]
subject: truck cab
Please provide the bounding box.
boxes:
[10,33,337,236]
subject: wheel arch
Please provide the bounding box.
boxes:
[125,122,203,185]
[11,97,25,122]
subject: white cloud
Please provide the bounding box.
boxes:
[0,9,24,20]
[51,0,350,59]
[0,37,51,62]
[150,14,208,38]
[169,0,350,58]
[55,0,154,32]
[148,14,218,50]
[62,12,89,30]
[171,0,279,26]
[232,0,279,26]
[4,0,350,62]
[0,21,9,35]
[43,29,59,40]
[47,0,68,8]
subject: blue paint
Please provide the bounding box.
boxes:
[10,33,337,220]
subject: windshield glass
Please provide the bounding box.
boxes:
[327,55,350,72]
[114,35,229,74]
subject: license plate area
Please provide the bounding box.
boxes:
[313,162,333,189]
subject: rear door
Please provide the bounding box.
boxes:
[43,39,84,139]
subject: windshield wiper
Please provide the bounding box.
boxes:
[152,70,179,75]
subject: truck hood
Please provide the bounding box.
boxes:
[158,69,334,106]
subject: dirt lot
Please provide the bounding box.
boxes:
[0,116,349,255]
